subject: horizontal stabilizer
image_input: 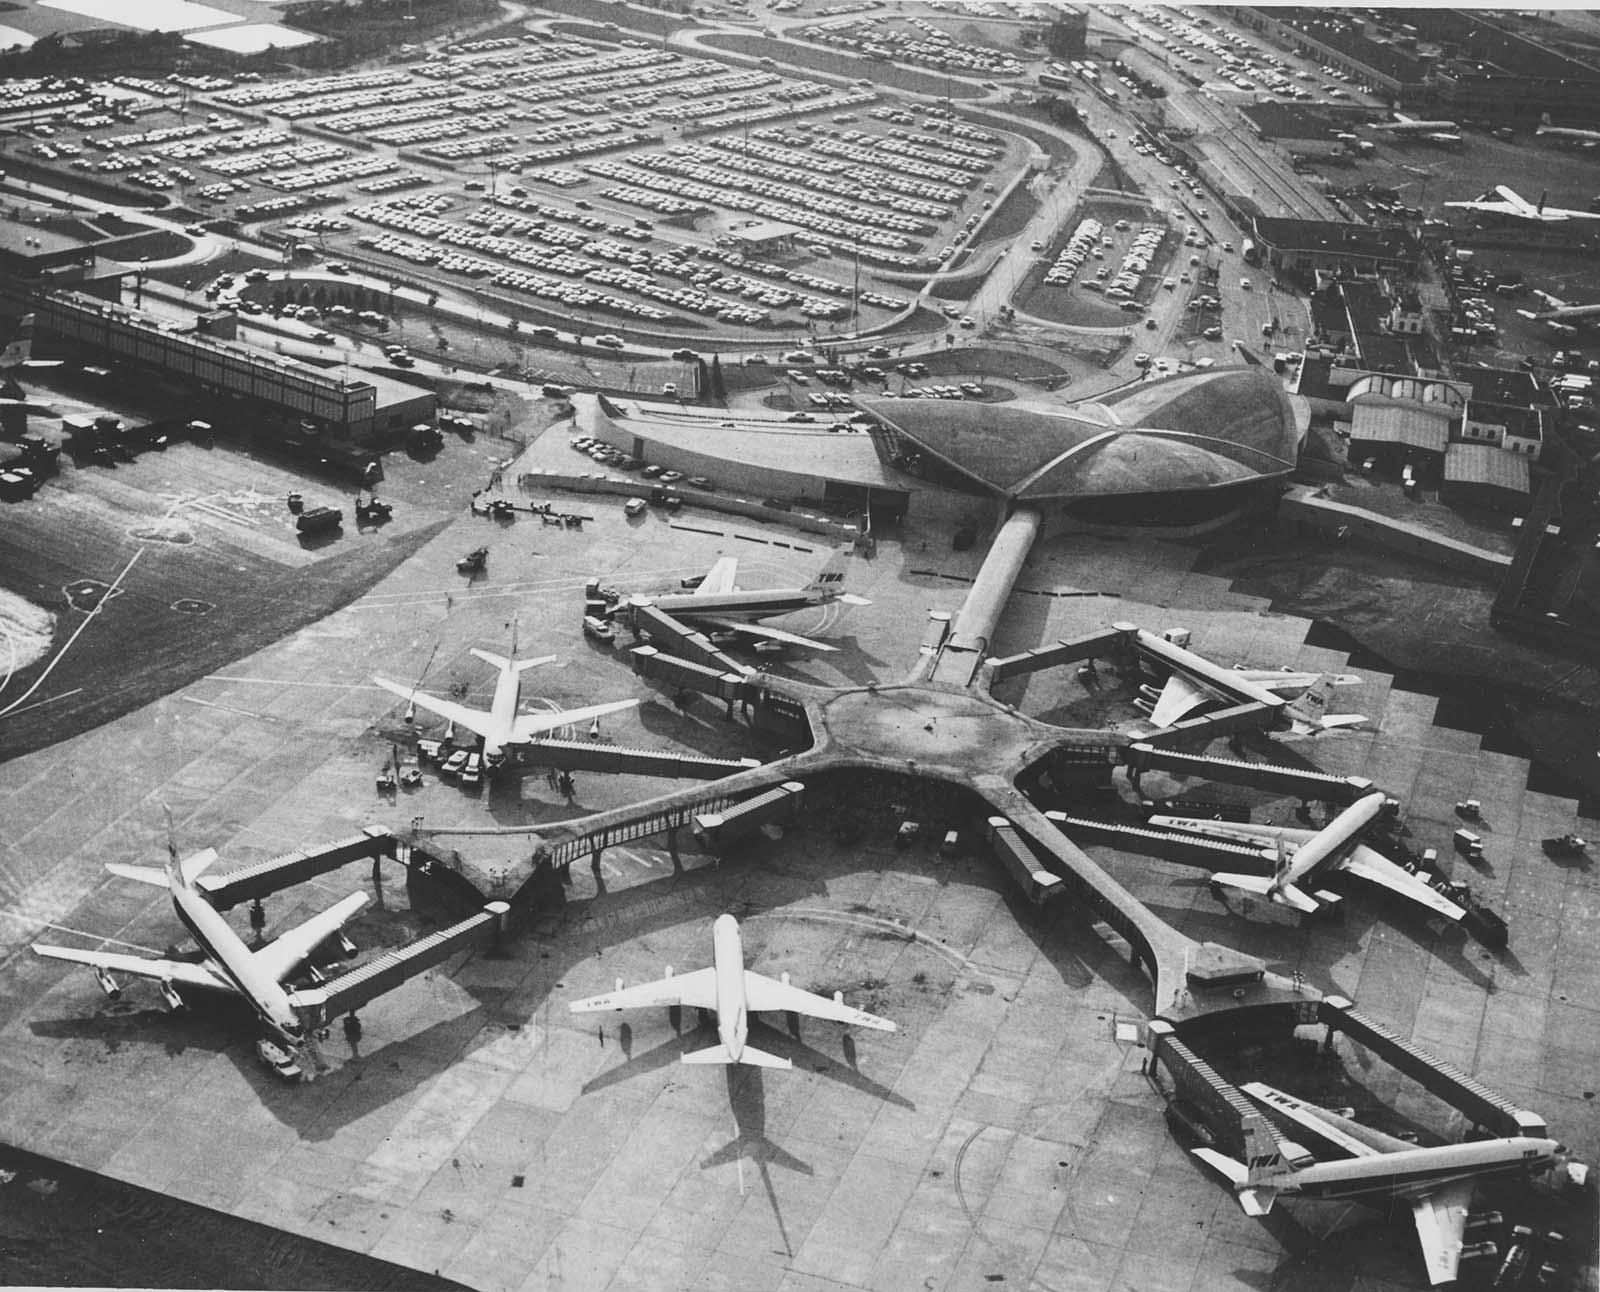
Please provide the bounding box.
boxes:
[1211,872,1320,914]
[105,863,170,888]
[681,1041,792,1069]
[1238,1188,1275,1217]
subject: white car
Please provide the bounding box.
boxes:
[624,497,648,517]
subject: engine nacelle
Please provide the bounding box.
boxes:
[307,963,327,985]
[159,980,184,1012]
[336,933,357,958]
[403,701,415,724]
[94,967,121,1000]
[833,990,844,1005]
[615,976,624,993]
[665,966,673,979]
[781,972,790,986]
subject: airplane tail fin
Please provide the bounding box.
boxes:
[806,549,850,597]
[1243,1113,1291,1187]
[1538,189,1548,215]
[1285,673,1333,729]
[162,806,191,891]
[0,314,34,370]
[682,1042,793,1069]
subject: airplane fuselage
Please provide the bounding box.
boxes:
[485,665,521,764]
[1269,1137,1561,1205]
[171,884,303,1046]
[1277,792,1386,891]
[711,912,749,1060]
[630,588,828,624]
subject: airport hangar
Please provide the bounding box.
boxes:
[578,366,1308,535]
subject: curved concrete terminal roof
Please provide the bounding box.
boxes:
[858,367,1306,504]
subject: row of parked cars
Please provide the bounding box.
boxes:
[570,437,711,491]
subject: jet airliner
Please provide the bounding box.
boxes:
[616,549,869,653]
[569,914,895,1068]
[375,626,638,769]
[1194,1085,1563,1285]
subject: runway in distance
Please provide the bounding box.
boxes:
[1150,791,1467,922]
[568,913,896,1068]
[375,624,638,769]
[618,549,869,652]
[32,817,367,1079]
[1193,1083,1565,1285]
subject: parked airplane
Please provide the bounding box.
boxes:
[1150,791,1467,922]
[32,816,368,1078]
[1193,1085,1563,1285]
[616,549,868,652]
[374,626,638,769]
[1137,666,1362,730]
[0,314,63,374]
[1444,185,1600,225]
[1277,674,1368,738]
[568,913,895,1068]
[1525,290,1600,325]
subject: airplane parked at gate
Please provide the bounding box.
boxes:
[1524,290,1600,326]
[613,549,869,653]
[374,624,638,770]
[568,913,895,1068]
[1150,791,1466,922]
[1193,1084,1564,1285]
[32,814,368,1079]
[1137,665,1362,730]
[1444,185,1600,225]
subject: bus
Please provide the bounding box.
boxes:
[1242,239,1260,266]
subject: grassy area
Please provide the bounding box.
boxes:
[982,175,1042,243]
[702,31,987,99]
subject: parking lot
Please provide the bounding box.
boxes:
[8,30,1038,349]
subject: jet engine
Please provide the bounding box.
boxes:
[94,967,121,1000]
[159,980,184,1012]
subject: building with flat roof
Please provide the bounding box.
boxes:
[1252,218,1421,277]
[1441,441,1531,512]
[1233,8,1431,103]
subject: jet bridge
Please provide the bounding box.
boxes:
[625,605,752,677]
[1133,701,1280,748]
[1123,744,1372,805]
[198,827,396,911]
[1318,996,1547,1139]
[1044,812,1274,874]
[984,626,1133,683]
[629,645,756,707]
[516,737,761,780]
[985,816,1067,906]
[289,902,507,1030]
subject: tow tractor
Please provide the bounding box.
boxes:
[457,546,488,575]
[1543,833,1588,857]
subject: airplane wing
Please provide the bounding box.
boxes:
[511,697,639,741]
[373,676,494,739]
[1411,1181,1474,1286]
[32,945,232,993]
[1150,674,1212,728]
[568,966,718,1013]
[741,970,896,1030]
[1496,185,1537,217]
[1341,846,1466,921]
[249,892,371,983]
[696,556,739,596]
[692,614,838,653]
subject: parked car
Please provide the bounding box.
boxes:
[624,497,648,517]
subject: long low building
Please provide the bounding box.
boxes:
[580,365,1308,537]
[575,393,916,525]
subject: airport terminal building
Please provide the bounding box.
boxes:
[579,367,1307,536]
